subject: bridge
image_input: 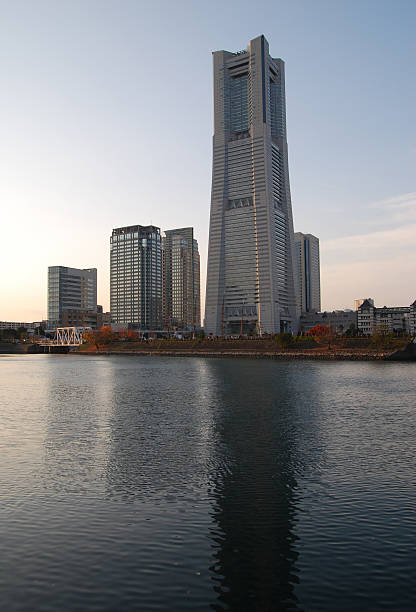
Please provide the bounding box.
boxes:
[39,327,90,350]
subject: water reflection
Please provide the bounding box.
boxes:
[41,355,324,610]
[104,357,217,503]
[4,356,414,610]
[42,357,113,494]
[204,360,323,611]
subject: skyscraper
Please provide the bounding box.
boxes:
[163,227,200,331]
[294,233,321,313]
[205,35,298,335]
[110,225,162,328]
[47,266,97,328]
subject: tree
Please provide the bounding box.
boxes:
[371,324,393,350]
[307,325,330,337]
[344,322,357,337]
[0,329,18,341]
[83,330,103,350]
[17,326,28,341]
[273,332,293,348]
[307,324,336,349]
[100,326,115,344]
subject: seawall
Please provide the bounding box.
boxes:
[72,348,402,361]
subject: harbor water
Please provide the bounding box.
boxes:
[0,354,415,611]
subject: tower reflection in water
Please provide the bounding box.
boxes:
[204,359,321,611]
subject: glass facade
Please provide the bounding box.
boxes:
[294,233,321,313]
[163,228,200,331]
[47,266,97,328]
[230,75,249,134]
[110,225,162,328]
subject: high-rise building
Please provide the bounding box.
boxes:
[47,266,97,328]
[163,227,200,331]
[294,233,321,313]
[110,225,162,328]
[205,35,298,335]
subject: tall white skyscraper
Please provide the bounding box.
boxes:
[294,233,321,313]
[205,35,298,335]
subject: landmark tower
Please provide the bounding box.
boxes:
[205,35,298,335]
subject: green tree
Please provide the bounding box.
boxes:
[273,332,293,348]
[371,324,393,350]
[17,327,28,341]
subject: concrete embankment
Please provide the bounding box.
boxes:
[3,341,413,360]
[73,348,403,361]
[0,343,41,354]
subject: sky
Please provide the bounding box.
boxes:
[0,0,415,322]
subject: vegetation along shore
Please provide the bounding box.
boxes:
[73,333,416,361]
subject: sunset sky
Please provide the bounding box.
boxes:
[1,0,415,321]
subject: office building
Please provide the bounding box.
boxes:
[205,35,298,335]
[163,228,200,330]
[110,225,162,328]
[294,232,321,313]
[47,266,97,328]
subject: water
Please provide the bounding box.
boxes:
[0,354,415,611]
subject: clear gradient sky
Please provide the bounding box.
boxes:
[1,0,415,321]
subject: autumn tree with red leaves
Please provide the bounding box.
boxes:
[306,324,336,349]
[83,326,116,350]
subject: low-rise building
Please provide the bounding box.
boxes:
[300,310,356,334]
[357,299,414,335]
[0,321,43,332]
[408,301,416,336]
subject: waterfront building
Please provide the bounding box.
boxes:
[300,310,356,334]
[0,321,41,330]
[205,35,299,336]
[357,299,413,335]
[110,225,162,328]
[409,301,416,336]
[47,266,97,328]
[163,228,200,331]
[354,297,374,311]
[294,232,320,313]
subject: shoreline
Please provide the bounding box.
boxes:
[3,341,415,361]
[72,348,399,361]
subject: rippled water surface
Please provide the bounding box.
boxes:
[0,355,415,611]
